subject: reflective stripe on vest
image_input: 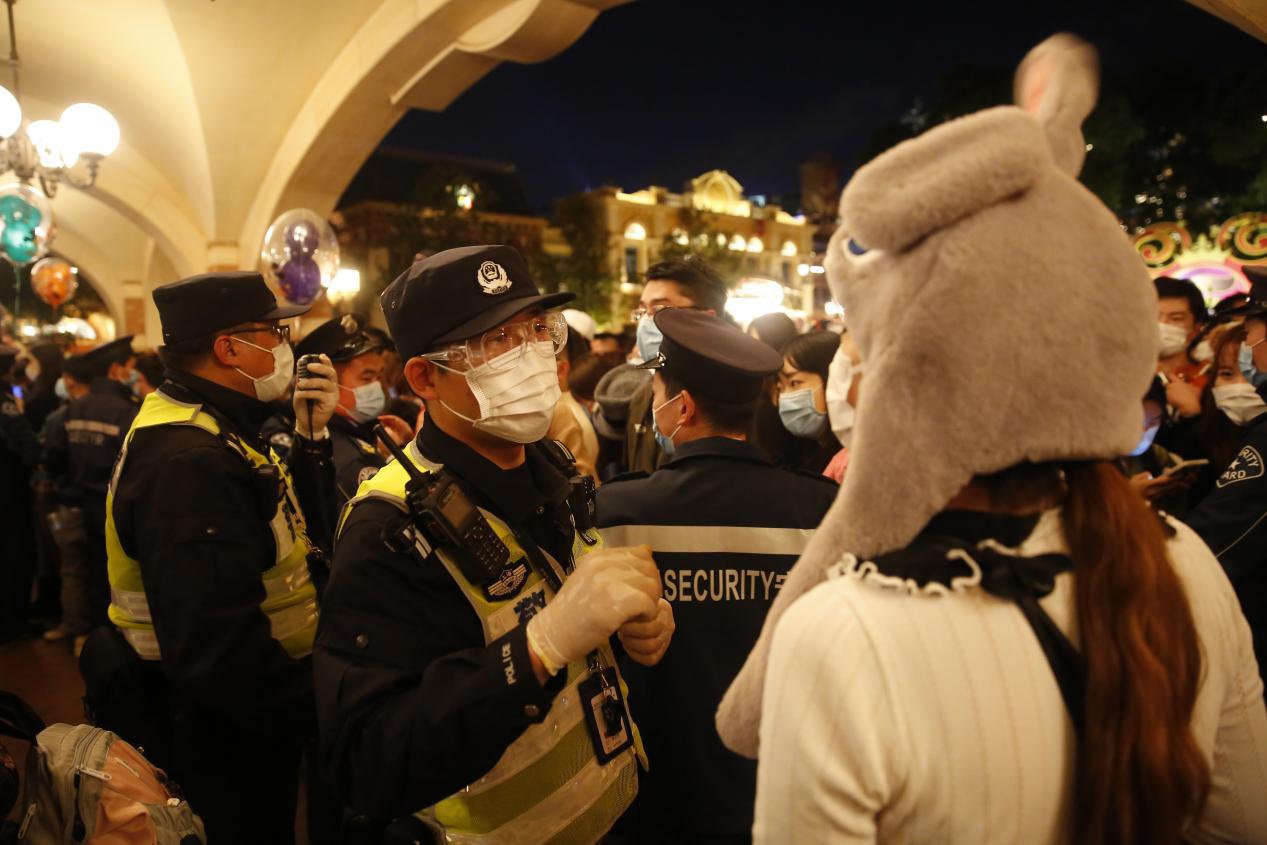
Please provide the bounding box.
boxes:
[106,388,318,661]
[341,440,643,845]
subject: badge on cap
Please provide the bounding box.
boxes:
[477,261,512,295]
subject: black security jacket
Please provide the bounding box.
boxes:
[595,436,838,840]
[42,377,138,505]
[1186,407,1267,665]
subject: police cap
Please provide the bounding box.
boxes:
[153,271,309,345]
[638,308,782,402]
[77,336,135,367]
[1235,266,1267,319]
[294,313,387,363]
[380,245,573,360]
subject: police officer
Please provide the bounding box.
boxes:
[315,245,674,841]
[42,336,139,627]
[1186,269,1267,667]
[101,271,339,844]
[293,313,407,510]
[596,308,839,845]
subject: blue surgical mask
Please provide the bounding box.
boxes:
[1129,422,1161,457]
[652,392,683,457]
[778,388,828,439]
[637,316,663,363]
[1240,341,1267,389]
[341,381,386,424]
[123,369,140,388]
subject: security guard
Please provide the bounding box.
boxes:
[315,244,674,842]
[596,308,839,845]
[293,312,401,510]
[101,271,339,845]
[1187,276,1267,667]
[42,336,139,627]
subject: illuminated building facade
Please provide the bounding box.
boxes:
[580,170,824,321]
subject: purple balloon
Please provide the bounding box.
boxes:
[284,221,320,256]
[278,255,322,304]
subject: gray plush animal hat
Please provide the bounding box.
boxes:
[717,34,1158,757]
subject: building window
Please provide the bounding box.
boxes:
[624,221,647,240]
[624,247,639,283]
[747,236,764,253]
[782,261,791,284]
[781,240,797,256]
[728,234,746,252]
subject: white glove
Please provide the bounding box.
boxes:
[618,597,674,666]
[526,545,660,675]
[293,355,338,439]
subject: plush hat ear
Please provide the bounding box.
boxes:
[1014,33,1098,176]
[842,108,1048,254]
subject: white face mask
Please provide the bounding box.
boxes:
[341,381,386,424]
[825,347,859,448]
[1212,382,1267,427]
[1157,322,1190,358]
[230,337,294,403]
[441,342,561,444]
[25,363,39,382]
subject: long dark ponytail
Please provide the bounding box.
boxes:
[980,460,1210,844]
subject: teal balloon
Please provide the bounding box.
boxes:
[0,194,42,264]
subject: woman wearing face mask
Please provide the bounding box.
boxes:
[753,331,841,475]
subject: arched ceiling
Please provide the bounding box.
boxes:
[1186,0,1267,43]
[8,0,626,344]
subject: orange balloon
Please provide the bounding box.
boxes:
[31,257,77,309]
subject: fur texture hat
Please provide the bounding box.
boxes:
[717,34,1158,757]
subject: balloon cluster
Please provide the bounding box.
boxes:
[0,183,53,266]
[260,208,338,305]
[31,256,77,310]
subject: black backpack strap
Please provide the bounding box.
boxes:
[0,691,45,744]
[974,547,1085,736]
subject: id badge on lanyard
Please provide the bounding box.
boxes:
[514,527,633,763]
[578,656,632,763]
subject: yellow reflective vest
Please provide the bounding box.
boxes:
[106,389,318,661]
[339,439,645,845]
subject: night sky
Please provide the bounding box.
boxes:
[383,0,1263,213]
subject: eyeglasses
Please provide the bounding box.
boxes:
[630,303,697,323]
[226,324,291,345]
[423,311,568,372]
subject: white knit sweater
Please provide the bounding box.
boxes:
[754,512,1267,844]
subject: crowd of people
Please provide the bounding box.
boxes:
[0,31,1265,845]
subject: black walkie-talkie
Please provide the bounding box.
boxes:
[373,426,514,589]
[296,353,320,435]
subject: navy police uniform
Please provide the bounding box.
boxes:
[316,246,648,843]
[596,309,838,845]
[95,272,335,845]
[294,313,390,510]
[42,336,139,625]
